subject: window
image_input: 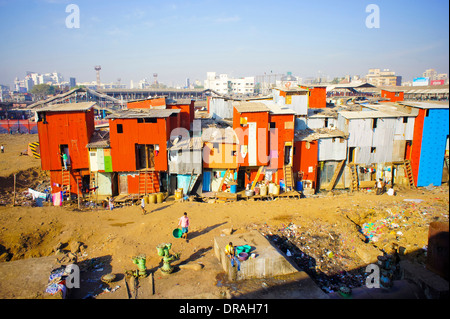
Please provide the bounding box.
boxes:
[371,147,376,153]
[117,124,123,134]
[372,118,378,129]
[402,117,408,123]
[270,122,276,129]
[144,118,157,123]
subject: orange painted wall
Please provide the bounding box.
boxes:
[293,140,318,187]
[109,117,170,172]
[267,113,295,173]
[308,87,327,108]
[232,108,269,167]
[167,101,194,131]
[38,109,95,171]
[127,98,166,109]
[203,142,238,169]
[410,109,426,185]
[380,90,404,102]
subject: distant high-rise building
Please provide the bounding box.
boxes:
[366,68,401,86]
[204,72,254,95]
[69,77,76,88]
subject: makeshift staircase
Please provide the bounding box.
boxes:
[139,171,160,196]
[348,163,359,192]
[404,160,416,189]
[283,165,294,190]
[326,160,345,191]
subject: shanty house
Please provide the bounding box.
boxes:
[87,130,117,196]
[337,105,416,188]
[168,136,203,196]
[201,126,240,192]
[397,101,449,187]
[107,108,181,195]
[232,102,270,187]
[36,102,96,197]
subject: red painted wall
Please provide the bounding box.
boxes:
[380,90,404,102]
[109,117,170,172]
[127,98,166,109]
[308,87,327,108]
[233,108,269,167]
[293,140,318,187]
[167,100,194,131]
[410,109,426,185]
[38,109,94,171]
[267,113,295,174]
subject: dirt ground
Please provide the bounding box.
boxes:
[0,134,448,299]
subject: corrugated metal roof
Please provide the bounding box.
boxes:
[295,128,347,142]
[233,102,270,113]
[36,101,97,112]
[106,108,181,119]
[338,110,403,119]
[201,127,238,144]
[168,136,202,150]
[398,101,449,109]
[87,130,110,148]
[265,102,297,115]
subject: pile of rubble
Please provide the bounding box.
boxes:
[253,222,369,293]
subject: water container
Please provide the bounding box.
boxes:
[230,184,237,193]
[175,189,183,200]
[260,184,267,196]
[273,185,280,195]
[156,192,164,203]
[296,180,303,191]
[144,195,150,204]
[268,183,275,194]
[149,193,156,204]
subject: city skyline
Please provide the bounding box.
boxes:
[0,0,448,88]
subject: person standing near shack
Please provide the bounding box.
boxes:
[225,242,240,271]
[376,178,385,195]
[1,144,4,153]
[178,212,190,240]
[141,197,146,214]
[61,152,68,170]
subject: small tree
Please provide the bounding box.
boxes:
[30,84,55,99]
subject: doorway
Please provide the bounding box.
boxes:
[136,144,155,170]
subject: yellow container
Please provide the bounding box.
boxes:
[272,185,280,195]
[144,195,149,204]
[175,188,183,200]
[148,193,157,204]
[157,192,164,203]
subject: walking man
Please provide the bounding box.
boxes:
[178,212,190,241]
[141,197,146,214]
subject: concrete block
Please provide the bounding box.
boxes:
[400,260,449,299]
[214,230,300,281]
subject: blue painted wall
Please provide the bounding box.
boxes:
[417,108,449,187]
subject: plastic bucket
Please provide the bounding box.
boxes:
[149,193,157,204]
[296,180,303,191]
[268,183,275,194]
[230,185,237,193]
[173,228,182,238]
[144,195,149,204]
[156,193,164,203]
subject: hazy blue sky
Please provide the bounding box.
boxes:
[0,0,448,87]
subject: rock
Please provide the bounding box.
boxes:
[222,228,234,236]
[178,263,204,271]
[70,241,82,254]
